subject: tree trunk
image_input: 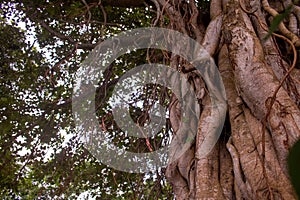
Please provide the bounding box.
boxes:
[152,0,300,199]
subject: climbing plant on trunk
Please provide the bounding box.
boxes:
[156,0,300,199]
[1,0,300,199]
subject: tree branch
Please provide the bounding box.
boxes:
[102,0,146,7]
[39,20,100,50]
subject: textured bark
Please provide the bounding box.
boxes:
[220,45,297,199]
[155,0,300,199]
[223,0,300,176]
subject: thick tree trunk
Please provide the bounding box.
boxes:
[151,0,300,199]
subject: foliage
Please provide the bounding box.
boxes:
[0,0,172,199]
[289,139,300,198]
[265,4,292,39]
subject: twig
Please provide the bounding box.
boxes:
[150,0,161,27]
[189,0,203,42]
[39,20,98,50]
[39,20,74,43]
[46,43,79,86]
[81,0,92,25]
[99,4,107,27]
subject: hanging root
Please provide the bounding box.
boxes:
[226,137,253,200]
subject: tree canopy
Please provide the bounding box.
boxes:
[1,0,300,199]
[0,0,174,199]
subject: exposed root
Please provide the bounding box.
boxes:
[226,137,253,200]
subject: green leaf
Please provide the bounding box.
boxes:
[0,97,8,102]
[288,139,300,198]
[264,5,292,39]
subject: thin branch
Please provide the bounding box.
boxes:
[101,0,145,7]
[189,0,203,42]
[264,31,297,120]
[39,20,99,50]
[99,3,107,27]
[81,0,92,25]
[77,43,99,50]
[54,43,78,68]
[150,0,161,27]
[39,20,74,43]
[60,18,122,27]
[156,0,188,34]
[46,43,79,86]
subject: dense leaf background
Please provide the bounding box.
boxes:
[0,1,173,199]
